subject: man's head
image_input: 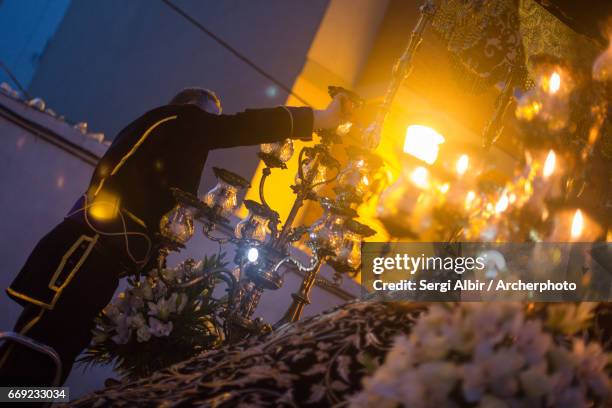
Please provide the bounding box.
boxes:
[170,87,222,114]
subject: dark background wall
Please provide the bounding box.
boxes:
[28,0,329,196]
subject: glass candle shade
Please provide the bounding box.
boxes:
[295,157,330,193]
[308,199,357,254]
[202,167,250,217]
[377,166,435,239]
[260,139,294,163]
[336,161,369,204]
[523,149,563,214]
[593,34,612,82]
[549,208,604,242]
[334,230,361,270]
[235,200,274,243]
[336,147,384,205]
[332,220,376,271]
[515,60,574,132]
[159,205,194,244]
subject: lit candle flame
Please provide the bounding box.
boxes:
[464,190,476,209]
[571,209,584,239]
[549,72,561,94]
[495,191,509,214]
[404,125,445,165]
[543,150,556,178]
[456,154,469,176]
[410,166,429,189]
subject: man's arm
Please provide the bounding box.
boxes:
[181,95,351,150]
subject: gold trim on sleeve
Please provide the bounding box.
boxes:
[93,115,178,196]
[48,235,98,292]
[6,234,100,311]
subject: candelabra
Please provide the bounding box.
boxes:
[155,1,438,343]
[160,86,377,342]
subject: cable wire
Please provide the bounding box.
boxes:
[0,60,31,100]
[161,0,311,107]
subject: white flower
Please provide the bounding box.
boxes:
[147,292,179,320]
[111,313,132,345]
[152,279,168,299]
[351,302,611,408]
[519,365,551,398]
[117,290,144,313]
[149,317,173,337]
[136,325,151,343]
[138,280,154,300]
[571,340,611,398]
[129,313,146,329]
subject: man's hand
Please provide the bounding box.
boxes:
[313,93,354,130]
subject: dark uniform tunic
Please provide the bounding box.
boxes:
[0,104,313,386]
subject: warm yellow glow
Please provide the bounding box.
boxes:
[88,192,120,221]
[549,72,561,94]
[438,183,450,194]
[410,166,430,189]
[571,209,584,239]
[336,122,352,135]
[593,37,612,82]
[403,125,445,165]
[464,190,476,209]
[455,154,469,176]
[515,101,542,122]
[495,191,509,214]
[524,180,533,195]
[543,150,556,178]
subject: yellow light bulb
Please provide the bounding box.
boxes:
[403,125,445,165]
[543,150,556,178]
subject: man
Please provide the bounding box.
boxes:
[0,88,351,386]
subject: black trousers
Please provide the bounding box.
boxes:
[0,220,123,386]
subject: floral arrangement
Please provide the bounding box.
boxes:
[80,253,228,379]
[350,302,611,408]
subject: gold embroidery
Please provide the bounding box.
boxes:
[48,235,98,292]
[6,234,99,310]
[93,115,178,196]
[6,287,52,309]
